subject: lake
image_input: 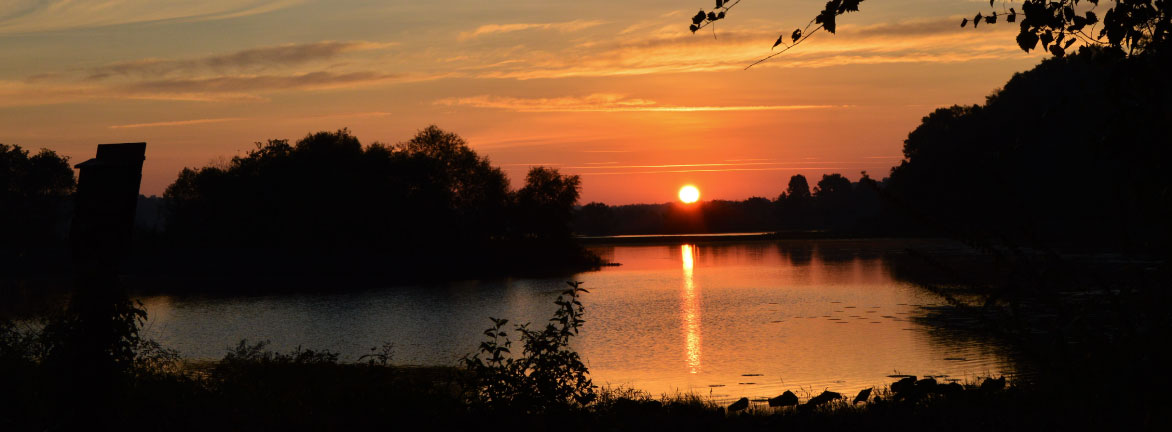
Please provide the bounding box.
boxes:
[139,238,1016,402]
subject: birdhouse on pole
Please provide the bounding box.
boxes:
[70,142,146,266]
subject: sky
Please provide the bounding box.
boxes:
[0,0,1044,204]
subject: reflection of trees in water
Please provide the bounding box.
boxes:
[777,241,815,267]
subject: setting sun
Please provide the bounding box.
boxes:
[678,185,700,204]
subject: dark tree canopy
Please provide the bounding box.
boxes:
[0,144,75,248]
[813,173,852,199]
[884,46,1171,252]
[781,174,811,201]
[163,126,579,253]
[776,174,814,230]
[515,167,581,240]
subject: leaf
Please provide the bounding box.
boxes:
[989,0,993,7]
[707,11,717,21]
[716,0,724,8]
[1007,12,1016,23]
[690,24,699,33]
[1085,11,1098,25]
[974,13,981,28]
[1050,44,1065,57]
[718,11,725,19]
[961,18,968,28]
[692,10,706,25]
[1064,38,1076,49]
[792,28,802,42]
[1016,31,1040,51]
[821,12,837,33]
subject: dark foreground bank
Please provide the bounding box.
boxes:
[0,346,1151,431]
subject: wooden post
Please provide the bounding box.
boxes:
[65,142,145,425]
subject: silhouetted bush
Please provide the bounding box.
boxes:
[463,282,596,413]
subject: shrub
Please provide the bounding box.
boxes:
[462,281,596,412]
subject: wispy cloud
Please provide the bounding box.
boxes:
[459,20,604,40]
[84,41,395,80]
[0,0,303,34]
[435,93,845,112]
[292,111,393,121]
[2,70,403,106]
[9,40,407,105]
[121,71,401,94]
[108,117,242,129]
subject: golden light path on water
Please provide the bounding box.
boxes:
[681,244,701,374]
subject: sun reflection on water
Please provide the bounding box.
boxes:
[681,244,702,374]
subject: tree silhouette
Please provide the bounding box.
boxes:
[164,126,516,250]
[776,174,814,229]
[514,167,581,240]
[396,125,511,242]
[0,144,75,248]
[884,47,1171,252]
[688,0,1170,66]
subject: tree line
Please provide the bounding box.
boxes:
[573,172,887,236]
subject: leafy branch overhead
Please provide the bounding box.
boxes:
[688,0,1170,66]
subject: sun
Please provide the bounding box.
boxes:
[678,185,700,204]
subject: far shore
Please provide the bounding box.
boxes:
[575,231,909,245]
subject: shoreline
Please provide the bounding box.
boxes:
[575,231,898,245]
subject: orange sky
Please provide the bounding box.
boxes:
[0,1,1044,204]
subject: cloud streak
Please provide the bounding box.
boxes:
[108,117,243,129]
[84,41,394,80]
[459,20,603,40]
[0,0,302,34]
[122,71,401,94]
[435,93,845,113]
[2,70,403,106]
[8,40,408,105]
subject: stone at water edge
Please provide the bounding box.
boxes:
[728,397,750,412]
[768,390,799,407]
[806,390,843,406]
[853,388,872,404]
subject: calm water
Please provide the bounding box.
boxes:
[140,239,1015,401]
